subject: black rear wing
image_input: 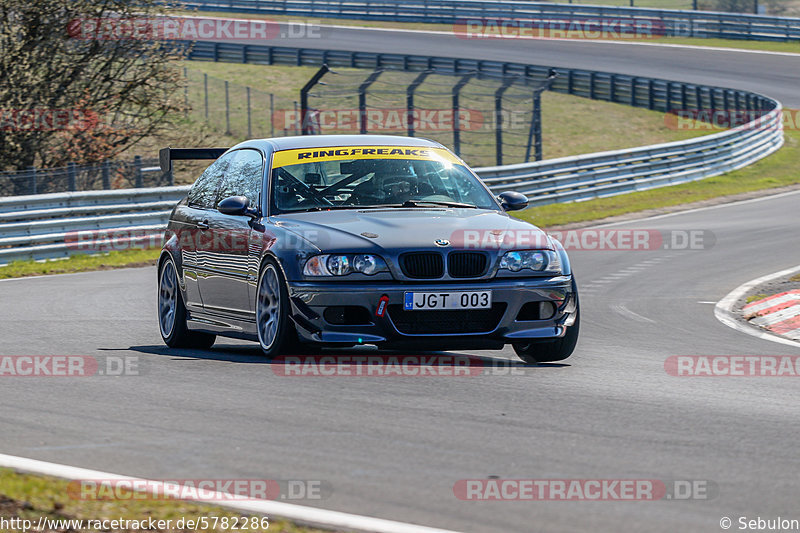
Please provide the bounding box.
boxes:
[159,147,229,175]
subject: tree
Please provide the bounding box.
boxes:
[0,0,187,174]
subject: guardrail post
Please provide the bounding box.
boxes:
[407,70,431,137]
[28,166,36,195]
[631,77,637,107]
[648,79,655,110]
[134,156,143,188]
[358,69,383,134]
[101,161,110,190]
[609,75,617,103]
[452,74,474,158]
[67,162,76,192]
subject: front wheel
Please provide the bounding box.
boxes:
[255,259,299,357]
[158,256,216,349]
[513,306,579,364]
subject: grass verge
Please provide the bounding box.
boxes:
[512,129,800,228]
[0,249,160,280]
[0,468,330,533]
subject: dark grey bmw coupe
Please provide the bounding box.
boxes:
[157,135,579,363]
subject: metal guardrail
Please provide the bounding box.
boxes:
[0,187,189,264]
[0,104,782,264]
[478,107,784,205]
[180,0,800,42]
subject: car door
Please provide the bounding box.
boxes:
[174,152,232,311]
[198,148,265,320]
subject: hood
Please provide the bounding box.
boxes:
[274,208,552,254]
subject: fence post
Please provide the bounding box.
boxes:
[300,64,330,135]
[134,156,143,188]
[406,70,431,137]
[204,73,209,120]
[358,69,384,134]
[184,67,189,118]
[247,86,252,138]
[225,80,231,135]
[101,161,110,190]
[28,166,37,195]
[494,77,517,167]
[451,74,474,158]
[67,162,76,192]
[270,93,275,136]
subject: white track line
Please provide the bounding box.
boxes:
[714,265,800,349]
[0,453,461,533]
[590,188,800,228]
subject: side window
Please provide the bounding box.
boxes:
[216,149,264,209]
[187,152,234,208]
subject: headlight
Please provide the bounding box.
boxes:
[303,254,388,276]
[499,250,562,274]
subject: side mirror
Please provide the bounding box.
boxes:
[498,191,529,211]
[218,195,257,218]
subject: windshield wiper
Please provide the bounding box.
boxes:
[400,200,478,208]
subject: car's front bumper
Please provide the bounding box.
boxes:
[287,275,577,350]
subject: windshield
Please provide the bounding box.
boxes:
[269,145,499,213]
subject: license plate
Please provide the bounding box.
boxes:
[403,291,492,311]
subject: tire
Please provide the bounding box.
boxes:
[255,258,300,357]
[513,285,580,364]
[158,256,216,349]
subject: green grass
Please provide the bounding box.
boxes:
[746,293,771,304]
[179,62,710,167]
[0,249,160,279]
[791,273,800,282]
[512,129,800,228]
[0,468,330,533]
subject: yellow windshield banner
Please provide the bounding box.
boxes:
[271,145,462,168]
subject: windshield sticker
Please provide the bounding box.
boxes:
[272,146,462,167]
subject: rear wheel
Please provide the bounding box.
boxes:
[158,256,216,349]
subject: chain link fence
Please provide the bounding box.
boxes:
[299,68,554,168]
[0,158,164,197]
[184,68,305,139]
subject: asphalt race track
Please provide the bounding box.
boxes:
[2,27,800,533]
